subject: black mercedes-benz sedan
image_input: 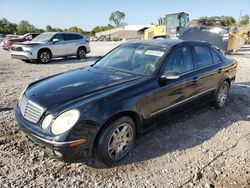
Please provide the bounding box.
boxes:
[14,40,237,166]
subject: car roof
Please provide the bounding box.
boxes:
[42,32,84,35]
[127,39,211,48]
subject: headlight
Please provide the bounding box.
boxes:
[19,85,29,100]
[42,114,53,129]
[51,109,80,135]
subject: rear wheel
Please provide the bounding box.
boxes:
[214,81,229,108]
[77,47,86,59]
[95,116,136,167]
[38,50,51,63]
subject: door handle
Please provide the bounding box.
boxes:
[218,68,222,73]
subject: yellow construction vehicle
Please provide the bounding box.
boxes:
[144,12,189,39]
[237,28,250,43]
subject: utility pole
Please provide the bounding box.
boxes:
[238,10,242,26]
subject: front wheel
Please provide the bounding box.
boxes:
[95,116,136,167]
[214,81,229,108]
[38,50,51,63]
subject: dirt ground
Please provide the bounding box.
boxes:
[0,42,249,188]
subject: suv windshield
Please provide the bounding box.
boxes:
[32,33,54,42]
[94,43,167,76]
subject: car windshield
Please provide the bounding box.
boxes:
[94,43,168,76]
[32,33,54,42]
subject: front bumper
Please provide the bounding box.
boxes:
[2,45,11,50]
[10,51,36,60]
[14,105,92,162]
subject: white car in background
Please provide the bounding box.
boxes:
[10,32,90,63]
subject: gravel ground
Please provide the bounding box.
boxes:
[0,42,249,188]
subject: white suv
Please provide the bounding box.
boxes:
[10,32,90,63]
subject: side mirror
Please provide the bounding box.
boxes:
[52,38,59,43]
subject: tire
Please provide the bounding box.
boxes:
[77,47,86,59]
[38,49,52,64]
[214,81,229,109]
[95,116,136,167]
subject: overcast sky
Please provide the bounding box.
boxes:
[0,0,249,30]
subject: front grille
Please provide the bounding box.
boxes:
[11,46,23,51]
[19,96,45,124]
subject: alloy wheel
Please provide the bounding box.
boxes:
[40,52,50,63]
[217,84,228,107]
[108,123,134,160]
[78,49,86,59]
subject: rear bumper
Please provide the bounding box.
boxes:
[14,105,92,162]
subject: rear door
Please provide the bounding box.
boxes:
[192,44,223,96]
[154,45,199,123]
[63,34,80,55]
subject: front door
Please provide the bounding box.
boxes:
[153,45,199,123]
[50,34,66,57]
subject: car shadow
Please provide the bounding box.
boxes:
[29,56,102,65]
[86,82,250,168]
[0,107,13,112]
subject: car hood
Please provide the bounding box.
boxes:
[14,41,43,46]
[25,67,142,109]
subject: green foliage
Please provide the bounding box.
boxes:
[198,16,236,26]
[240,15,250,26]
[64,26,84,33]
[92,24,114,34]
[109,11,125,27]
[17,20,37,35]
[45,25,62,32]
[222,16,236,27]
[0,18,17,34]
[0,17,118,37]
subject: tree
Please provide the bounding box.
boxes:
[109,11,125,27]
[0,18,17,34]
[222,16,236,27]
[92,24,114,34]
[198,16,236,27]
[64,26,84,33]
[17,20,36,35]
[46,25,53,32]
[240,15,250,26]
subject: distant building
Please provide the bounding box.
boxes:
[95,25,154,40]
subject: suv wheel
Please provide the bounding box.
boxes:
[77,48,86,59]
[38,50,51,63]
[95,116,136,167]
[214,81,229,108]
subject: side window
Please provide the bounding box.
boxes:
[74,34,83,40]
[194,45,213,67]
[64,34,83,40]
[53,34,64,41]
[211,48,221,63]
[164,46,194,74]
[64,34,73,41]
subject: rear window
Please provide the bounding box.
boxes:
[194,45,213,67]
[211,49,221,63]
